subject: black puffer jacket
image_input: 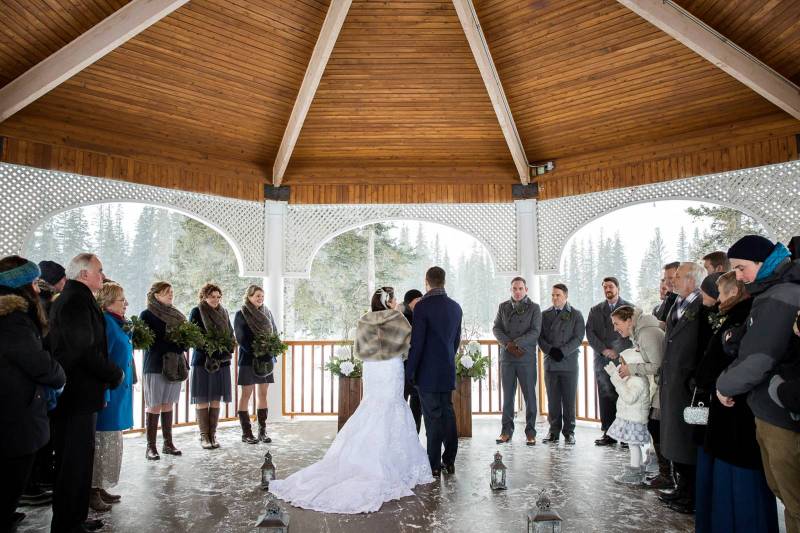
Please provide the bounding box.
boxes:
[0,291,65,458]
[717,258,800,432]
[48,280,123,415]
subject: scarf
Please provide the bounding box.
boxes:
[511,295,532,314]
[755,243,791,281]
[241,301,275,337]
[146,292,186,328]
[422,287,447,299]
[198,300,233,337]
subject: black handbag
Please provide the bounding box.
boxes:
[162,351,189,382]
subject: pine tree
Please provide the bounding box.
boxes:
[637,228,667,311]
[685,206,766,257]
[611,232,633,301]
[24,216,62,262]
[59,209,92,260]
[676,226,689,261]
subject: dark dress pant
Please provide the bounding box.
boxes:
[418,391,458,470]
[51,412,96,533]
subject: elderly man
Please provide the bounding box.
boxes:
[586,276,633,446]
[493,277,542,445]
[538,284,586,445]
[657,261,711,514]
[654,262,680,323]
[49,254,123,533]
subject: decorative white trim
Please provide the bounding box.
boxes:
[0,163,266,276]
[535,160,800,273]
[283,203,518,278]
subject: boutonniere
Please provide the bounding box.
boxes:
[683,309,697,322]
[560,311,572,321]
[707,311,727,332]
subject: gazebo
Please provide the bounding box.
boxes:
[1,1,798,530]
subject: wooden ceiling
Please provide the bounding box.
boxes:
[1,0,798,202]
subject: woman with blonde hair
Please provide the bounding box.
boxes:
[90,282,134,511]
[234,285,277,444]
[139,281,186,460]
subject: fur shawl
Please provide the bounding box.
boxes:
[353,309,411,362]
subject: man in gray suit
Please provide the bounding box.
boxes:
[538,284,586,445]
[586,276,633,446]
[493,277,542,445]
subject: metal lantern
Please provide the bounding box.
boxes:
[490,450,507,490]
[527,489,562,533]
[255,496,289,532]
[261,450,276,489]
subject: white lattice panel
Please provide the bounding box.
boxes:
[0,163,266,276]
[284,203,517,277]
[536,161,800,273]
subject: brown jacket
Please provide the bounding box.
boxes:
[354,309,411,362]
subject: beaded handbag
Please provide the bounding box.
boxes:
[683,387,709,426]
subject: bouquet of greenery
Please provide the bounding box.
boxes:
[324,344,363,378]
[456,339,490,379]
[166,321,205,350]
[252,332,288,359]
[123,316,155,350]
[203,327,236,356]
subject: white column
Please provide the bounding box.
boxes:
[264,200,286,421]
[514,199,540,421]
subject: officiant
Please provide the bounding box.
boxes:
[538,283,585,445]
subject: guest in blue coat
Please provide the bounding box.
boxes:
[406,267,463,476]
[90,282,134,512]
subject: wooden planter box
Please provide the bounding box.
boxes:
[452,375,472,438]
[337,376,363,431]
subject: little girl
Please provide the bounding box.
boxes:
[604,348,651,484]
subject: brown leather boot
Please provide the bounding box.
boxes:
[145,412,160,460]
[645,443,674,490]
[196,408,214,449]
[160,411,182,456]
[208,407,221,449]
[239,411,258,444]
[257,408,271,443]
[89,488,111,512]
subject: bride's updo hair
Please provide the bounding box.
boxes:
[371,286,395,312]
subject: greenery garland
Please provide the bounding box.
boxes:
[123,316,155,350]
[252,332,288,359]
[166,321,205,350]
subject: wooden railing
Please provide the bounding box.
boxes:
[282,340,601,423]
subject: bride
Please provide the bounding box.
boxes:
[269,287,433,513]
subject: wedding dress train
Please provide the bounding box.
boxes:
[269,357,433,513]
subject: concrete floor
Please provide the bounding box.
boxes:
[19,417,710,532]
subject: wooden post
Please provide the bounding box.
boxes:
[337,376,363,431]
[452,375,473,438]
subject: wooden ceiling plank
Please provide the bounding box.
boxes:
[452,0,529,184]
[0,0,190,122]
[616,0,800,119]
[272,0,352,187]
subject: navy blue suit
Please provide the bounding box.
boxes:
[406,290,462,471]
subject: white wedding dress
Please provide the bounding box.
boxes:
[269,357,433,514]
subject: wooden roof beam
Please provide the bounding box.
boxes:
[452,0,530,185]
[0,0,190,123]
[272,0,352,187]
[617,0,800,120]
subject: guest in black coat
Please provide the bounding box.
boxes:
[48,253,123,533]
[0,256,65,533]
[693,272,778,532]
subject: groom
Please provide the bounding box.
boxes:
[406,266,463,477]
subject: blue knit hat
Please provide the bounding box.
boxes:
[0,259,41,289]
[727,235,775,263]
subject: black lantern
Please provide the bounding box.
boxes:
[261,450,276,489]
[255,496,289,532]
[490,450,507,490]
[527,489,562,533]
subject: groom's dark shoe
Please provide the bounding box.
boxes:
[431,468,442,477]
[542,433,559,443]
[443,463,455,475]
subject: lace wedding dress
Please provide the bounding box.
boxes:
[269,357,433,513]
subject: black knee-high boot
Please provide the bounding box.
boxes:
[257,408,271,443]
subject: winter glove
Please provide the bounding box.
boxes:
[549,347,564,362]
[604,361,616,377]
[506,341,524,358]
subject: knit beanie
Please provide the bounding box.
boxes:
[727,235,774,263]
[700,272,723,300]
[38,260,66,285]
[403,289,423,306]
